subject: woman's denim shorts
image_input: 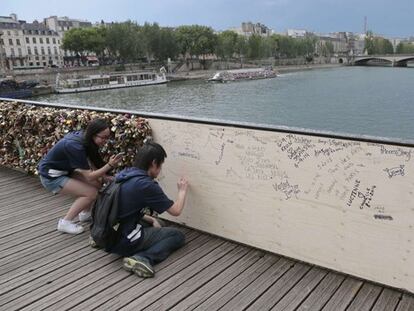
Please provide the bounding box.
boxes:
[40,175,70,194]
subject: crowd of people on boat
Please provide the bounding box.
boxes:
[230,68,277,80]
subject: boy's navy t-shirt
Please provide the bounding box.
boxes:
[110,167,174,256]
[38,131,90,178]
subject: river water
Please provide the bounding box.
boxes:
[37,66,414,141]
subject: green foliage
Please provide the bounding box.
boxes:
[61,21,349,65]
[105,21,144,62]
[157,28,180,61]
[216,30,238,60]
[396,42,414,54]
[365,31,394,54]
[317,41,334,57]
[62,28,88,55]
[176,25,217,58]
[247,34,263,59]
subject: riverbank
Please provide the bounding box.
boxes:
[9,63,343,97]
[167,63,343,81]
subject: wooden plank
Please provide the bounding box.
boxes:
[193,253,280,310]
[122,241,239,310]
[0,192,64,218]
[0,168,24,177]
[0,197,71,229]
[0,197,60,220]
[169,249,266,311]
[0,179,41,198]
[0,229,72,260]
[144,246,251,311]
[371,288,402,311]
[0,242,94,293]
[296,271,346,311]
[0,251,115,310]
[271,267,328,311]
[0,171,25,180]
[0,231,87,275]
[24,229,198,311]
[321,277,363,311]
[69,233,216,311]
[0,168,410,311]
[97,237,226,310]
[396,294,414,311]
[0,175,30,189]
[346,283,382,311]
[0,217,65,248]
[218,257,293,311]
[0,232,90,279]
[0,200,73,235]
[245,262,311,310]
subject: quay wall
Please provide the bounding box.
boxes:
[1,98,413,293]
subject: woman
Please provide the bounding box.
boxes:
[38,118,122,234]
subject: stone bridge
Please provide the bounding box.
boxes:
[351,54,414,67]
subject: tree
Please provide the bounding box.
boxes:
[278,36,296,58]
[140,22,161,63]
[84,27,106,60]
[364,31,375,54]
[62,28,88,58]
[105,21,144,62]
[396,42,414,54]
[176,25,217,69]
[157,28,180,62]
[216,31,238,67]
[364,31,393,55]
[234,35,248,66]
[266,34,280,59]
[247,34,263,59]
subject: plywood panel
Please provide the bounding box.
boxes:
[150,119,414,293]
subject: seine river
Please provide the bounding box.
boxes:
[38,66,414,142]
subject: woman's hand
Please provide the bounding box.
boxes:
[108,153,123,167]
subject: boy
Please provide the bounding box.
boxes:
[108,141,188,277]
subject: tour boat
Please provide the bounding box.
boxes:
[208,67,277,82]
[55,69,167,94]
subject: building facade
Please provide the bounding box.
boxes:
[44,16,92,62]
[0,14,63,70]
[230,22,272,37]
[0,14,93,72]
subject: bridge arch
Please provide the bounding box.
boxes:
[354,57,392,65]
[394,57,414,67]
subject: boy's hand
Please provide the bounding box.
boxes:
[177,177,188,192]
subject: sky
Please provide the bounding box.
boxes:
[2,0,414,38]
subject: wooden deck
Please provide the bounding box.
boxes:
[0,167,413,311]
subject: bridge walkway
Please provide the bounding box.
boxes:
[0,167,413,310]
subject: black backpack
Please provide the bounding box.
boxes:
[90,180,123,249]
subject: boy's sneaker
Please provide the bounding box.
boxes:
[88,236,100,248]
[123,256,154,278]
[57,219,84,234]
[78,211,92,222]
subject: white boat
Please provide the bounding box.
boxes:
[208,67,277,83]
[55,69,167,94]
